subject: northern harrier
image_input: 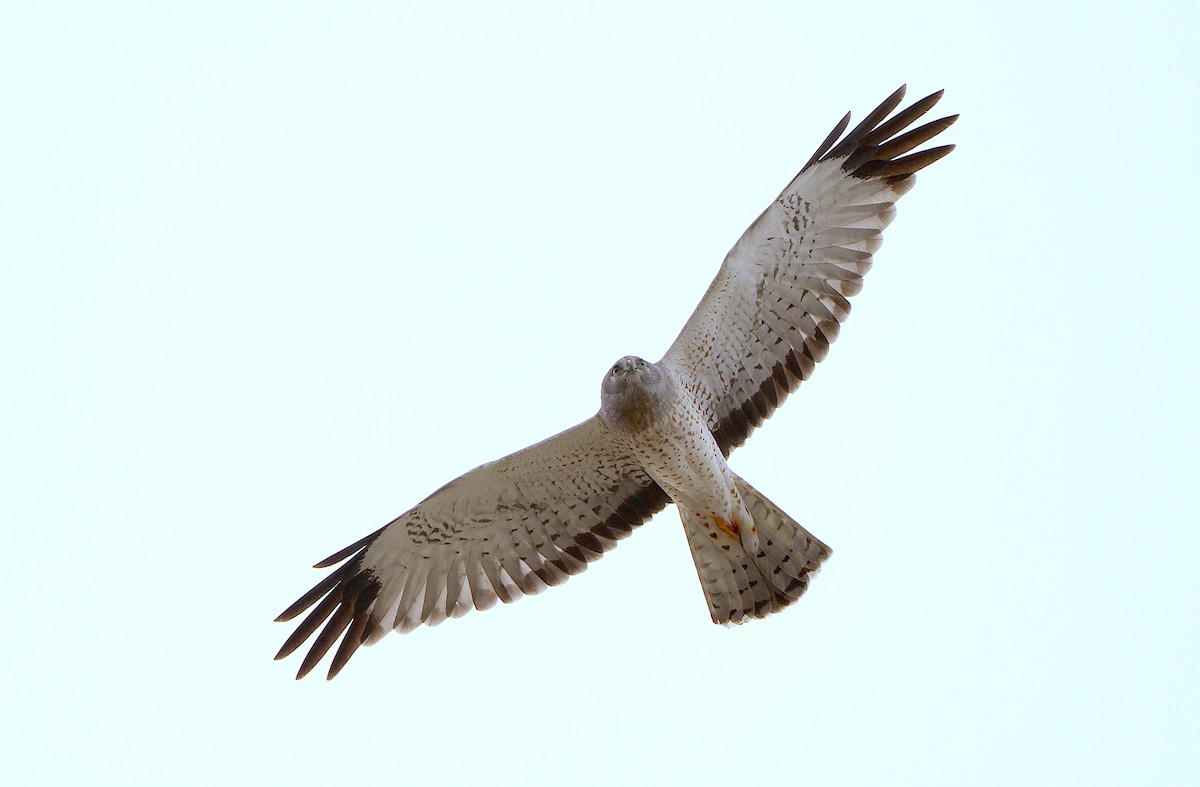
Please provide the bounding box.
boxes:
[276,86,956,679]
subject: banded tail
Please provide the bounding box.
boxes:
[681,473,830,625]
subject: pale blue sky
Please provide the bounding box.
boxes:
[3,2,1197,785]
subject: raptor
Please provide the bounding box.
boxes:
[276,85,956,679]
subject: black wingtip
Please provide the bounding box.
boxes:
[276,567,384,679]
[857,89,948,149]
[294,632,333,678]
[326,601,372,679]
[802,111,852,170]
[801,86,955,179]
[856,143,956,180]
[859,114,959,168]
[823,85,910,162]
[275,569,345,622]
[824,87,956,182]
[313,526,386,568]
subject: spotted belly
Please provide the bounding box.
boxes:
[624,394,741,529]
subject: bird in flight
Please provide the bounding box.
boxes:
[276,85,956,679]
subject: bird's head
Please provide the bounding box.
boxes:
[603,355,656,391]
[599,356,671,431]
[609,355,647,377]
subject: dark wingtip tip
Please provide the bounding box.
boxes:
[274,635,304,661]
[326,652,352,681]
[275,606,303,623]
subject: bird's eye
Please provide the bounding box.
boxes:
[611,367,619,376]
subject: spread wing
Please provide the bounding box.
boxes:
[275,417,669,679]
[661,86,956,454]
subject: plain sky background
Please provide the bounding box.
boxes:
[3,2,1196,785]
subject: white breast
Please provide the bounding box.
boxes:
[622,380,738,521]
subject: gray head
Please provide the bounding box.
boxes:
[599,355,673,433]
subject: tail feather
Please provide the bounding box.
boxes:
[681,510,779,624]
[680,473,831,625]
